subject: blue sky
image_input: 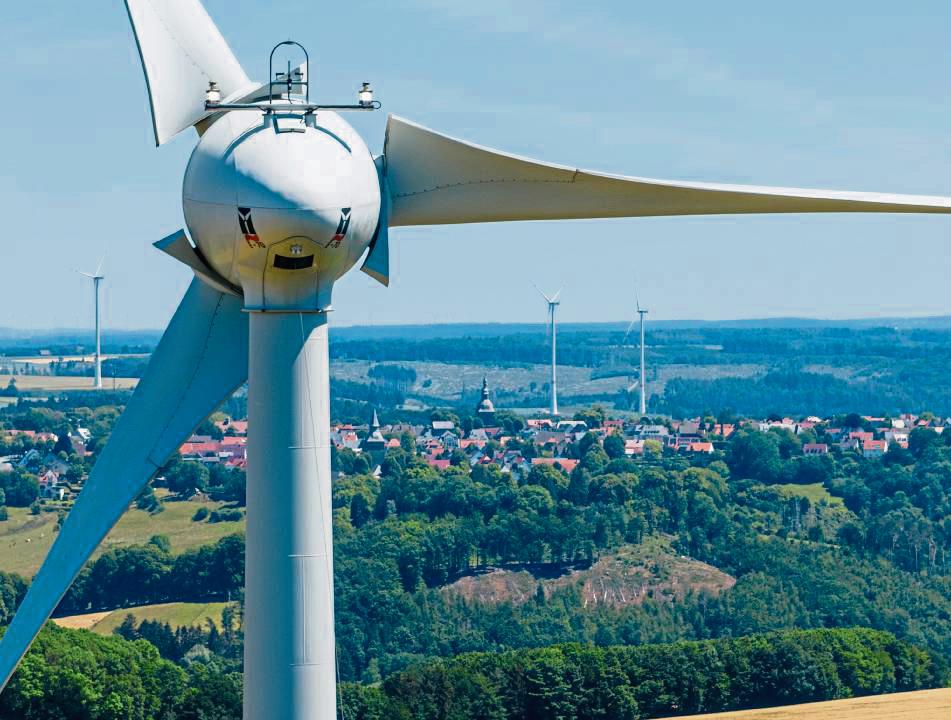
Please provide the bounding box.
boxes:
[3,0,951,331]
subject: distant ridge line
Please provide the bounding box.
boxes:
[329,315,951,340]
[4,315,951,345]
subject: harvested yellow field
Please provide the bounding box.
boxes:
[0,375,138,391]
[52,610,112,630]
[7,354,148,367]
[53,601,231,634]
[666,687,951,720]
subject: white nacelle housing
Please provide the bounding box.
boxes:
[183,107,381,311]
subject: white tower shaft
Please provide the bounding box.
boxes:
[93,277,102,390]
[550,303,558,416]
[638,310,647,415]
[244,312,336,720]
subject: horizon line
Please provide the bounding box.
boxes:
[4,312,951,336]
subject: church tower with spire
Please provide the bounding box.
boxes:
[475,377,496,426]
[362,410,387,452]
[360,409,388,471]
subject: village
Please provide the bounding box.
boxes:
[3,373,946,508]
[323,391,944,478]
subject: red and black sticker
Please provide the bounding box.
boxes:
[238,207,265,248]
[327,208,352,249]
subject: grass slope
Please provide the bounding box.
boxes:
[773,482,845,507]
[666,687,951,720]
[0,491,244,579]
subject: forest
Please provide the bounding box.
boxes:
[3,350,951,716]
[1,626,941,720]
[341,628,944,720]
[27,418,951,674]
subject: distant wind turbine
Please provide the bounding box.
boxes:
[78,258,105,390]
[536,285,562,416]
[623,288,648,415]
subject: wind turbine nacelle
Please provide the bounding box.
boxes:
[183,107,381,311]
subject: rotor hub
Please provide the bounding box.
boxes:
[183,106,381,311]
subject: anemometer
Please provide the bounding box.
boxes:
[204,41,380,116]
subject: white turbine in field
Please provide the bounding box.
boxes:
[78,259,105,389]
[623,289,649,415]
[536,285,562,416]
[4,1,951,718]
[638,305,648,415]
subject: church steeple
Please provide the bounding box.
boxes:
[362,408,386,453]
[475,377,496,425]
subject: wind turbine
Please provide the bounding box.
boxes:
[536,286,562,416]
[623,289,649,415]
[3,2,951,719]
[638,302,648,416]
[621,287,647,410]
[78,259,105,389]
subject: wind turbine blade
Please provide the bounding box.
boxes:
[94,256,105,278]
[383,115,951,226]
[0,278,248,690]
[533,283,552,304]
[125,0,256,146]
[77,271,94,279]
[551,287,563,303]
[634,286,641,313]
[622,316,638,344]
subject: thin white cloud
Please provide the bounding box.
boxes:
[404,0,951,191]
[407,0,832,116]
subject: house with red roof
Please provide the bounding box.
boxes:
[531,457,579,474]
[625,439,644,456]
[863,439,888,459]
[713,423,736,438]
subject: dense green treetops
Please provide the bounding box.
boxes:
[340,628,944,720]
[1,624,941,720]
[4,390,951,716]
[0,624,241,720]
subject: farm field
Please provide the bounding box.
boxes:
[667,687,951,720]
[331,359,763,402]
[53,601,231,633]
[0,374,139,391]
[0,490,244,579]
[2,353,149,367]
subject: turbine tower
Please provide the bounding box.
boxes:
[79,260,105,389]
[537,286,562,416]
[622,289,648,415]
[3,2,951,719]
[638,306,648,415]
